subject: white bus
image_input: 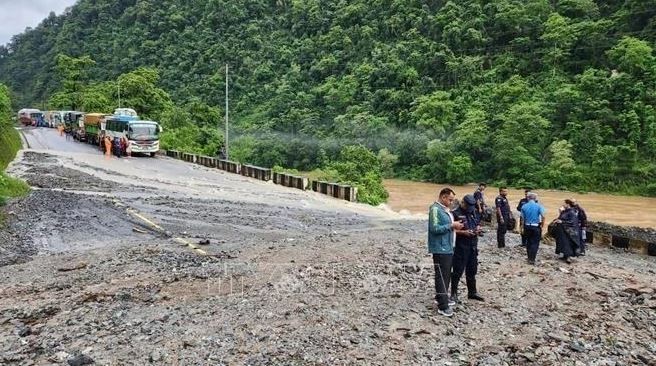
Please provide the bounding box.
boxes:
[104,116,162,156]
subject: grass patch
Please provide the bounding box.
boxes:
[0,124,21,170]
[0,172,30,205]
[0,122,29,206]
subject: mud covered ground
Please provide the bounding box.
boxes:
[1,147,655,365]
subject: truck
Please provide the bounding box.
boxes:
[64,111,84,134]
[80,113,106,145]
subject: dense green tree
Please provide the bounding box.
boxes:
[1,0,656,197]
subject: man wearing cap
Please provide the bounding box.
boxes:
[450,194,485,303]
[520,192,546,265]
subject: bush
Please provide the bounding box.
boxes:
[325,145,389,205]
[643,183,656,197]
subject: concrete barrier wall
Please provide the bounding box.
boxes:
[181,152,197,163]
[273,172,309,190]
[310,180,357,202]
[586,230,655,256]
[165,150,358,203]
[198,155,218,168]
[241,164,272,181]
[217,159,241,174]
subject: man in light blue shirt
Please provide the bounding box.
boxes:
[520,192,546,265]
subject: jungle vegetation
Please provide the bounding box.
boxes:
[1,0,656,202]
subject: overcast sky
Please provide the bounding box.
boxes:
[0,0,78,45]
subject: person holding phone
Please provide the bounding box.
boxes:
[450,194,485,304]
[428,188,465,317]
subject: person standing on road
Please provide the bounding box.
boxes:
[126,139,132,158]
[571,199,588,256]
[552,199,580,263]
[520,192,546,265]
[473,183,487,217]
[113,137,122,158]
[428,188,464,317]
[495,187,513,248]
[517,189,532,248]
[104,136,112,158]
[450,194,484,304]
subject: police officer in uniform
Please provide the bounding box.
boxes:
[495,187,513,248]
[450,194,484,303]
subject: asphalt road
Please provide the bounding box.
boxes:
[16,126,396,216]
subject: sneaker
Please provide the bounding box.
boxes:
[449,296,458,306]
[528,260,536,265]
[437,307,454,317]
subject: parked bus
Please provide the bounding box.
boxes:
[17,108,45,126]
[103,115,161,157]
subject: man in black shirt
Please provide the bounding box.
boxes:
[495,187,513,248]
[451,194,485,303]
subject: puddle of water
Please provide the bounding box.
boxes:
[384,179,656,229]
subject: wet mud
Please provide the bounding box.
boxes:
[1,151,655,365]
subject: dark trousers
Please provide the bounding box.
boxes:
[451,242,478,295]
[525,226,542,261]
[519,218,528,246]
[432,254,452,310]
[497,221,507,248]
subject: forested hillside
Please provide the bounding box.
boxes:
[1,0,655,196]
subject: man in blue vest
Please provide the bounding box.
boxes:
[520,192,546,265]
[428,188,465,317]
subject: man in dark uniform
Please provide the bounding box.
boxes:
[495,187,513,248]
[473,183,486,216]
[450,194,484,304]
[516,189,531,247]
[571,199,588,255]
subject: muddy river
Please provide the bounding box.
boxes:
[384,179,656,229]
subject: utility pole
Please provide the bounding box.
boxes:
[225,63,229,160]
[118,82,121,109]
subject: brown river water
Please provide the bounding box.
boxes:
[384,179,656,229]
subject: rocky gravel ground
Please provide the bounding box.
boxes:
[1,151,655,365]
